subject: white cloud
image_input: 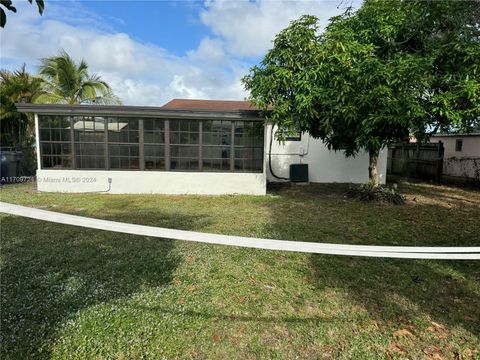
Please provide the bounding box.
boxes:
[200,0,359,57]
[0,0,359,105]
[187,37,225,64]
[99,73,166,106]
[169,74,209,99]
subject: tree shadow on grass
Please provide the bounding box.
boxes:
[400,183,480,208]
[268,184,480,337]
[0,212,206,359]
[308,255,480,336]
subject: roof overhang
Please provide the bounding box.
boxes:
[431,133,480,137]
[15,103,265,121]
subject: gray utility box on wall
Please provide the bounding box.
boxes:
[289,163,309,183]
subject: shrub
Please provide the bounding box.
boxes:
[346,183,405,205]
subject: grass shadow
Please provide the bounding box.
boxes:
[308,255,480,336]
[0,212,198,359]
[1,181,479,357]
[135,304,340,324]
[268,183,479,339]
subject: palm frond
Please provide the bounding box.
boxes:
[36,50,121,105]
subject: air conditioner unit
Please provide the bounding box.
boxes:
[289,163,309,183]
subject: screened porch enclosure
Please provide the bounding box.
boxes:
[38,115,264,173]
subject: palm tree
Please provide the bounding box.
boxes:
[0,64,45,174]
[0,64,44,145]
[0,64,44,107]
[37,50,121,105]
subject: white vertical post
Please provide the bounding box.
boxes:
[34,113,41,170]
[264,123,270,175]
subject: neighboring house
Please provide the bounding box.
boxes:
[15,99,387,195]
[429,133,480,180]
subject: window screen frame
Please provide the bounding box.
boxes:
[38,115,264,173]
[38,115,73,169]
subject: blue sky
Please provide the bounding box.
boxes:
[1,0,361,106]
[83,1,209,56]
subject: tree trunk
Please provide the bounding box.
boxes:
[368,149,380,187]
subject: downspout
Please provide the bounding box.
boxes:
[267,125,311,181]
[268,126,290,181]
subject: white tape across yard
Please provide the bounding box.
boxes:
[1,201,479,260]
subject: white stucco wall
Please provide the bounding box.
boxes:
[34,124,389,195]
[431,136,480,158]
[36,170,266,195]
[430,136,480,179]
[266,125,388,184]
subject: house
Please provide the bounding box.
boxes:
[15,99,387,195]
[429,133,480,180]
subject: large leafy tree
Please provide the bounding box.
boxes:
[37,50,121,105]
[243,0,480,186]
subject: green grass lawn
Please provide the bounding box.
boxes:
[1,181,479,359]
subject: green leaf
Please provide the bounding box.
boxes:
[0,0,16,12]
[0,8,6,28]
[35,0,44,15]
